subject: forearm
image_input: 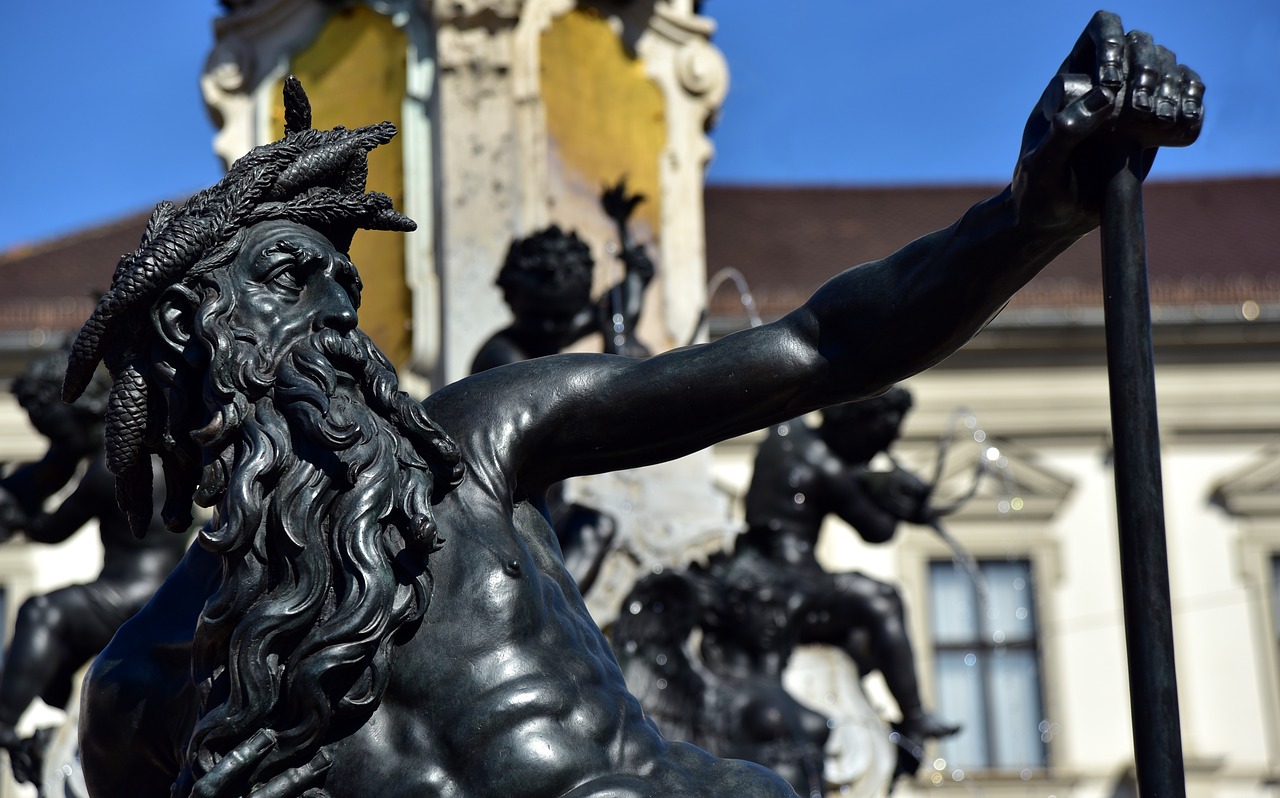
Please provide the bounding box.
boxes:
[798,186,1088,402]
[18,485,97,544]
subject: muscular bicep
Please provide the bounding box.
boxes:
[515,315,841,486]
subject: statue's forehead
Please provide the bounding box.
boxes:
[241,219,339,254]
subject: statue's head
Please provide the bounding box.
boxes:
[819,385,913,463]
[13,346,109,455]
[63,76,459,535]
[65,78,464,795]
[496,225,595,348]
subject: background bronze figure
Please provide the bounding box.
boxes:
[614,558,831,798]
[74,12,1200,798]
[0,349,186,788]
[738,388,959,769]
[470,177,655,373]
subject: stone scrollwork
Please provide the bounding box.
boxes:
[205,36,254,94]
[676,39,727,103]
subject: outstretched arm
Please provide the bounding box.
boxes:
[446,13,1201,491]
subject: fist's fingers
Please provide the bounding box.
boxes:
[1053,85,1117,148]
[1067,10,1126,91]
[1180,64,1205,125]
[1125,30,1160,115]
[1153,46,1181,125]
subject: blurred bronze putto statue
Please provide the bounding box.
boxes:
[738,389,959,764]
[74,13,1200,797]
[0,349,187,789]
[615,388,960,794]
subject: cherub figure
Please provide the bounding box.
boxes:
[0,349,187,788]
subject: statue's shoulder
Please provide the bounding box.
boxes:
[470,329,526,374]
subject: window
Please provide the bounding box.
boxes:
[928,558,1047,772]
[1272,556,1280,666]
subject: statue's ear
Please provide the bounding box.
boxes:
[153,285,200,355]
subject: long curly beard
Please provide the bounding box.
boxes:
[178,327,458,796]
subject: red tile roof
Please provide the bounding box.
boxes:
[0,211,151,335]
[704,177,1280,326]
[4,177,1276,337]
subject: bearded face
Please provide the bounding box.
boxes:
[163,221,460,793]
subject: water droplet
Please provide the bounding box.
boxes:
[1013,577,1026,590]
[1010,497,1025,511]
[655,654,668,666]
[973,430,987,442]
[933,758,947,771]
[629,601,643,615]
[1039,720,1051,732]
[964,653,977,666]
[997,500,1011,513]
[793,492,806,504]
[952,769,965,781]
[656,678,668,690]
[993,630,1006,644]
[985,447,1001,462]
[778,424,790,436]
[1020,769,1032,780]
[1015,607,1028,620]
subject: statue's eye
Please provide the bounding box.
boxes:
[273,265,305,291]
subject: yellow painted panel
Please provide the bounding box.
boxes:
[272,6,411,366]
[540,8,665,237]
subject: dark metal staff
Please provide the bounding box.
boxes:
[1101,140,1186,798]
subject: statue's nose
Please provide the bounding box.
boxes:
[317,277,358,333]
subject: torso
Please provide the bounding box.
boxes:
[741,423,828,569]
[317,426,795,798]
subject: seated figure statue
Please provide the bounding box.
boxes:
[72,15,1200,797]
[735,387,958,770]
[0,349,187,787]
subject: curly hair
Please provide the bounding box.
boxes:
[821,385,913,427]
[496,224,595,306]
[13,345,109,421]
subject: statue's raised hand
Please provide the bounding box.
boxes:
[1012,11,1203,234]
[600,177,645,227]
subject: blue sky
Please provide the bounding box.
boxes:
[2,1,1276,252]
